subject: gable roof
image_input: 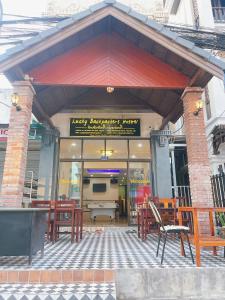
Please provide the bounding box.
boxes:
[0,0,225,81]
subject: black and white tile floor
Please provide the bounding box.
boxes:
[0,227,224,269]
[0,283,116,300]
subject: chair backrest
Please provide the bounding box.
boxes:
[55,200,76,211]
[149,201,164,230]
[159,198,177,209]
[31,200,51,208]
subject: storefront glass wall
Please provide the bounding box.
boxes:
[58,138,151,224]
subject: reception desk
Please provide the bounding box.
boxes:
[88,202,117,221]
[0,208,48,264]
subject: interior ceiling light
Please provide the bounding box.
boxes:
[106,86,114,93]
[100,149,114,157]
[138,143,143,148]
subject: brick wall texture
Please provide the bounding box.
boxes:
[182,87,213,234]
[0,81,35,207]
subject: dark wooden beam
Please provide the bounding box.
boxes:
[159,100,183,130]
[33,97,55,128]
[189,68,205,86]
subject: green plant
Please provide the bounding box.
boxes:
[218,213,225,227]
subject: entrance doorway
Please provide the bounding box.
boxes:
[82,161,128,226]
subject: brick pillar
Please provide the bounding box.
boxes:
[0,81,35,207]
[182,87,213,234]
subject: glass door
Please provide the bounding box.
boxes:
[128,162,151,225]
[58,161,82,207]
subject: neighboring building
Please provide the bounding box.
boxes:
[0,89,11,124]
[164,0,225,175]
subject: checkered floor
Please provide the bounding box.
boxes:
[0,283,116,300]
[0,227,225,269]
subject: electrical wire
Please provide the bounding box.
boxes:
[0,100,10,108]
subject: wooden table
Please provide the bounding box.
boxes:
[178,207,225,267]
[50,202,83,242]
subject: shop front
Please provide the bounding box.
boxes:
[0,2,224,232]
[54,115,155,225]
[58,136,151,225]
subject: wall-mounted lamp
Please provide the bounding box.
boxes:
[193,99,203,116]
[106,86,114,93]
[11,93,21,111]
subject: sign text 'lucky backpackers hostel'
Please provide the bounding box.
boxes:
[70,118,141,136]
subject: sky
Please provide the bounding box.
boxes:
[0,0,162,88]
[1,0,48,88]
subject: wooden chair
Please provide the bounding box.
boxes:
[137,196,159,240]
[31,200,53,241]
[176,197,193,232]
[149,201,194,265]
[179,207,225,267]
[159,198,177,225]
[53,200,76,243]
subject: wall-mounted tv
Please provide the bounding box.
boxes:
[93,183,106,192]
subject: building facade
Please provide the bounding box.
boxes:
[0,1,224,230]
[164,0,225,175]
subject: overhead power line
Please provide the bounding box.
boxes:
[1,15,225,51]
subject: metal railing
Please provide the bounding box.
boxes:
[211,173,225,207]
[23,171,38,204]
[212,7,225,22]
[172,185,192,206]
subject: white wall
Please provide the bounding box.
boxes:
[166,0,194,26]
[0,89,12,124]
[196,0,215,28]
[83,177,118,201]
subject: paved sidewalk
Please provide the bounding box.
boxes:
[0,228,224,269]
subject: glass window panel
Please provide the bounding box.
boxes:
[129,162,151,225]
[58,162,82,207]
[83,139,105,159]
[129,140,151,159]
[106,140,128,159]
[60,139,81,159]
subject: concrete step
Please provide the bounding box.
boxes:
[0,283,116,300]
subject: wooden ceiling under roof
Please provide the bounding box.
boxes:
[29,33,189,89]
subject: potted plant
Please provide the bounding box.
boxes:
[217,213,225,239]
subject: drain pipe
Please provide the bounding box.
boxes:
[192,0,200,29]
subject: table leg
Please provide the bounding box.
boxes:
[137,212,140,238]
[75,211,79,242]
[80,210,83,240]
[209,210,217,256]
[141,211,144,241]
[196,245,201,267]
[193,209,200,267]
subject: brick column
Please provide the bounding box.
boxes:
[182,87,213,234]
[0,81,35,207]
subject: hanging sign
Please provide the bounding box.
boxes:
[70,118,141,136]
